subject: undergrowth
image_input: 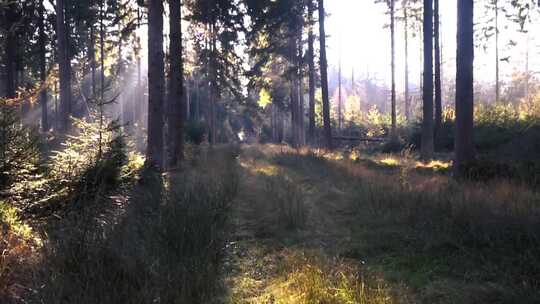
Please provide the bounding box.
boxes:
[344,161,540,301]
[272,250,395,304]
[256,147,540,302]
[31,146,240,303]
[0,202,39,302]
[263,173,307,230]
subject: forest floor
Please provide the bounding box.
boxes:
[3,143,540,303]
[222,144,540,304]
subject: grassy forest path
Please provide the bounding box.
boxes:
[223,145,406,303]
[222,145,540,304]
[5,144,539,303]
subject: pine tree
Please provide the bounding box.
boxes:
[454,0,475,176]
[168,0,185,167]
[318,0,333,149]
[147,0,165,168]
[434,0,442,146]
[390,0,397,137]
[421,0,434,160]
[38,0,48,132]
[56,0,72,133]
[307,0,316,142]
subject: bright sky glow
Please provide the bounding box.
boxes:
[44,0,540,95]
[325,0,540,91]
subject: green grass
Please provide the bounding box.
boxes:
[6,141,540,303]
[0,201,39,302]
[271,250,395,304]
[345,160,540,302]
[240,146,540,303]
[29,146,240,303]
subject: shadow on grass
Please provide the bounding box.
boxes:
[235,146,540,304]
[27,146,240,304]
[229,147,405,303]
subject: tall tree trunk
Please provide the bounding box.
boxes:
[338,51,342,132]
[135,8,142,126]
[194,77,200,122]
[186,78,191,120]
[117,14,126,124]
[4,5,16,98]
[351,68,354,91]
[404,3,410,122]
[136,38,141,123]
[147,0,165,168]
[454,0,475,176]
[289,30,299,147]
[168,0,184,167]
[390,0,397,136]
[307,0,316,142]
[186,79,191,121]
[421,0,434,160]
[100,0,105,100]
[419,26,423,91]
[89,25,97,99]
[118,29,124,124]
[271,103,276,142]
[39,1,48,132]
[278,108,284,142]
[209,22,218,146]
[54,81,58,127]
[494,0,500,104]
[16,46,27,115]
[56,0,72,133]
[434,0,442,146]
[525,34,530,102]
[297,30,305,146]
[290,82,298,147]
[98,0,105,157]
[318,0,333,149]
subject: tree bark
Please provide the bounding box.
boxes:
[117,15,126,125]
[168,0,184,167]
[100,0,105,100]
[55,0,72,133]
[318,0,333,149]
[525,34,530,102]
[421,0,434,160]
[454,0,475,176]
[89,25,97,99]
[495,0,500,104]
[289,32,299,147]
[98,0,105,157]
[147,0,165,168]
[135,8,142,126]
[39,1,48,132]
[194,76,200,122]
[289,23,305,148]
[278,109,284,143]
[4,3,17,98]
[404,3,410,122]
[210,22,218,146]
[338,51,342,132]
[16,46,26,114]
[307,0,316,142]
[434,0,442,146]
[390,0,397,136]
[290,82,298,147]
[298,31,305,146]
[185,78,190,121]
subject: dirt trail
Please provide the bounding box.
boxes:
[220,146,540,304]
[222,147,374,303]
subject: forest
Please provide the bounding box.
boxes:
[1,0,540,303]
